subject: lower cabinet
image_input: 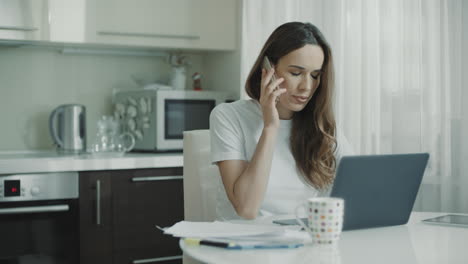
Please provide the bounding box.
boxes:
[79,167,184,264]
[80,170,113,264]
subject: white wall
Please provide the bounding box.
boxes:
[463,0,468,144]
[0,45,209,150]
[459,0,468,211]
[204,50,242,100]
[204,0,242,100]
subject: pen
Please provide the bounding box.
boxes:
[184,238,235,248]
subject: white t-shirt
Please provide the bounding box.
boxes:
[209,99,353,220]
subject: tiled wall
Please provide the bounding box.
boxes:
[0,45,207,150]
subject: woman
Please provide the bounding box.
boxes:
[210,22,353,220]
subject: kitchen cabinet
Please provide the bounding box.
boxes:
[0,0,43,41]
[79,170,113,264]
[0,0,237,51]
[111,168,184,264]
[0,0,92,43]
[92,0,237,50]
[79,167,184,264]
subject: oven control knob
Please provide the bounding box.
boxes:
[31,186,41,196]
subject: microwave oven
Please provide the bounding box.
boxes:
[114,89,228,151]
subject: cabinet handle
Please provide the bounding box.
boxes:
[0,26,38,31]
[96,179,101,226]
[97,31,200,40]
[132,255,182,264]
[0,205,69,215]
[131,176,183,182]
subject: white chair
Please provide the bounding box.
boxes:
[183,129,219,222]
[182,130,220,264]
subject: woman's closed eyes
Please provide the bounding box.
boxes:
[289,71,322,79]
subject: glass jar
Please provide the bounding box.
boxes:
[89,115,135,157]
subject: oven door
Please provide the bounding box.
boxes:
[0,199,79,264]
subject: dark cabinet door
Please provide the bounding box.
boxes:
[79,171,113,264]
[111,168,184,264]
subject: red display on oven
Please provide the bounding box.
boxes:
[5,180,20,197]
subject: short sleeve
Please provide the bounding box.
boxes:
[209,104,247,164]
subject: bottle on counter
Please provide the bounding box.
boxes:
[169,66,186,90]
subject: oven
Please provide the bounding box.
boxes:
[0,172,79,264]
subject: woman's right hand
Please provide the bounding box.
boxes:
[260,68,286,129]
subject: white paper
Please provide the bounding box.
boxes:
[160,221,286,238]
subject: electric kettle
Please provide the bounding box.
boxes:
[49,104,86,153]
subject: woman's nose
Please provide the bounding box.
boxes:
[299,76,313,91]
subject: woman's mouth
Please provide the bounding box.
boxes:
[292,95,309,104]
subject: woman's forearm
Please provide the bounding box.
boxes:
[232,127,278,219]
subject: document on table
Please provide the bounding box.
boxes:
[158,221,286,238]
[157,221,311,249]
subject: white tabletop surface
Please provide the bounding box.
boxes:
[0,150,183,174]
[180,212,468,264]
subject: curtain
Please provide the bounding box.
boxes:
[241,0,467,213]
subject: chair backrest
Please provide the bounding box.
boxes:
[183,129,219,221]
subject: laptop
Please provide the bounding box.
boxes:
[273,153,430,230]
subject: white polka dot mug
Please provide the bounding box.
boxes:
[295,197,345,245]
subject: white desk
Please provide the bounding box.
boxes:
[180,212,468,264]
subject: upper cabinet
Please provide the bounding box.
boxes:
[0,0,43,41]
[0,0,238,51]
[91,0,237,50]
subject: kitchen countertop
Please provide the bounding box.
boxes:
[0,150,183,174]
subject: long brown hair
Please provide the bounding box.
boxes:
[245,22,337,190]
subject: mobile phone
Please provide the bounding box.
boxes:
[262,56,277,83]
